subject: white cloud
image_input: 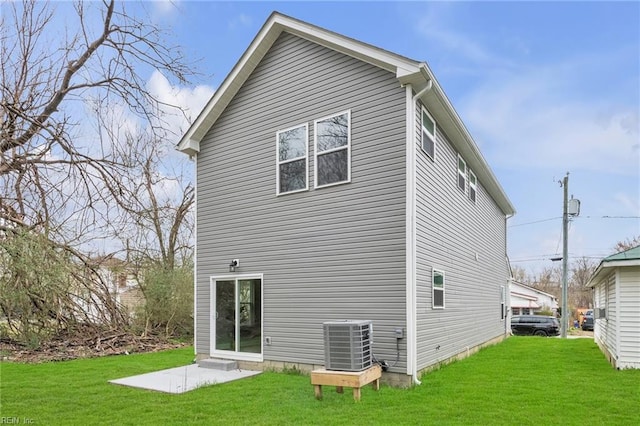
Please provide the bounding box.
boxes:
[228,13,253,30]
[151,0,181,18]
[462,73,639,176]
[612,192,640,216]
[147,69,215,142]
[412,5,639,178]
[414,4,518,73]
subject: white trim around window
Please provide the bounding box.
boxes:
[276,123,309,195]
[421,106,436,160]
[432,268,445,309]
[314,110,351,188]
[457,155,467,193]
[469,169,477,203]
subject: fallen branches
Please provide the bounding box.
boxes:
[0,326,186,363]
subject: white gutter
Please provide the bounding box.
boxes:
[405,81,432,386]
[193,153,198,356]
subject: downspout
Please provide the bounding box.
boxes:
[193,153,198,357]
[406,79,432,386]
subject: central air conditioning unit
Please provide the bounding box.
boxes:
[323,320,373,371]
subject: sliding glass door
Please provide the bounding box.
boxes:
[212,276,262,359]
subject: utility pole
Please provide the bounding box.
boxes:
[561,173,569,338]
[559,172,580,338]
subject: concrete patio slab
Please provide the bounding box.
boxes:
[110,364,261,394]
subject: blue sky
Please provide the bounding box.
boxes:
[135,1,638,274]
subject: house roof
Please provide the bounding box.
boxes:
[601,245,640,262]
[177,12,515,216]
[587,245,640,287]
[510,280,558,301]
[510,298,540,309]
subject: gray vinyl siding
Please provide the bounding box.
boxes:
[196,33,407,371]
[414,101,508,370]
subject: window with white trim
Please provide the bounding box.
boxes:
[421,107,436,159]
[457,155,466,192]
[469,169,477,203]
[314,111,350,188]
[277,123,308,194]
[432,269,445,309]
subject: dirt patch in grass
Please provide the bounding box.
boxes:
[568,328,594,337]
[0,327,187,363]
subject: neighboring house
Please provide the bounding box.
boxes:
[100,257,143,316]
[510,281,559,316]
[177,12,515,386]
[587,246,640,369]
[81,256,143,320]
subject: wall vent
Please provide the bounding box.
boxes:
[323,320,372,371]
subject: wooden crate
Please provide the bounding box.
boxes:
[310,364,382,401]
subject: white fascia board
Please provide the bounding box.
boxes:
[177,13,422,155]
[602,259,640,268]
[280,15,421,77]
[177,16,284,153]
[510,291,538,301]
[177,137,200,156]
[587,259,640,288]
[586,264,605,288]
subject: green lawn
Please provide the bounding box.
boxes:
[1,337,638,425]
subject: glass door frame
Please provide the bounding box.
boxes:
[210,274,263,362]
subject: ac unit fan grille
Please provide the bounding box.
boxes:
[323,320,372,371]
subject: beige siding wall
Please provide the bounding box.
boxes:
[618,266,640,368]
[594,271,618,366]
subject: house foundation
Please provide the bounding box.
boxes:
[196,334,506,388]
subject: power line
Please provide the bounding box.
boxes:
[510,254,608,263]
[508,217,561,228]
[508,215,639,228]
[577,216,640,219]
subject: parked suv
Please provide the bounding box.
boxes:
[581,316,594,331]
[511,315,560,337]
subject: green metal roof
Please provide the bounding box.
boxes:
[602,245,640,262]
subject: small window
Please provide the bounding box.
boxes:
[315,111,350,188]
[432,269,445,309]
[277,123,308,194]
[421,107,436,159]
[457,155,466,192]
[500,285,505,319]
[469,170,477,203]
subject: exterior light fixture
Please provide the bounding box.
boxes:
[229,259,239,272]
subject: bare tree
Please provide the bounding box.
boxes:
[613,235,640,253]
[530,265,561,298]
[510,265,530,284]
[0,0,196,344]
[569,256,597,309]
[1,0,191,236]
[105,129,195,270]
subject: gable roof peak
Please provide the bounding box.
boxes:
[176,11,427,157]
[176,12,515,216]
